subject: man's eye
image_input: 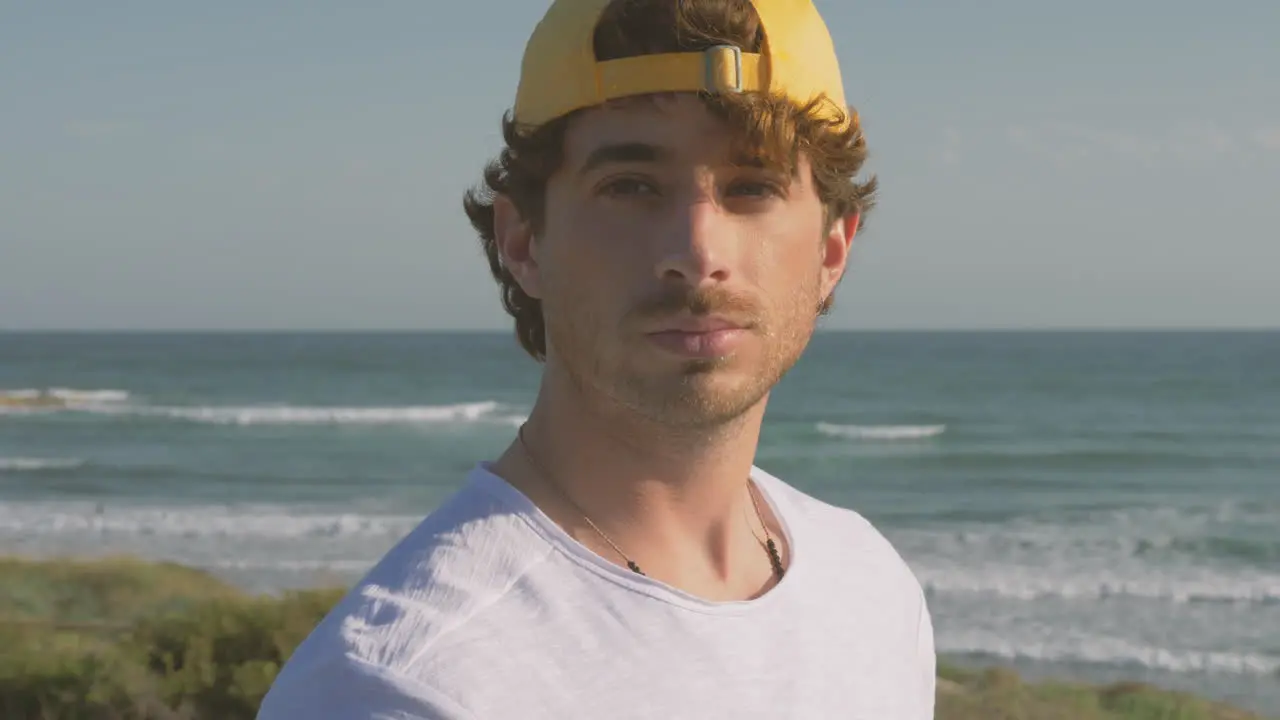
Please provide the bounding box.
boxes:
[599,178,658,196]
[726,180,783,198]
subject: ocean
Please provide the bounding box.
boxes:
[2,331,1277,714]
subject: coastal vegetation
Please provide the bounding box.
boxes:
[0,557,1268,719]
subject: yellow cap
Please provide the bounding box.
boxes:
[512,0,849,128]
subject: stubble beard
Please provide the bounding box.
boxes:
[543,287,820,433]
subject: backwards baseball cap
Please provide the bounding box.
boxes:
[512,0,850,129]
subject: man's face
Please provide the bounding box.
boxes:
[507,95,856,428]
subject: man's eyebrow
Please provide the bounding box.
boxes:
[729,152,768,169]
[578,142,670,175]
[576,142,782,176]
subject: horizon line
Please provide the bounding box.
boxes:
[2,327,1277,334]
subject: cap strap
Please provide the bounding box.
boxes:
[596,46,763,102]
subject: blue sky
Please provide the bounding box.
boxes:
[2,1,1277,330]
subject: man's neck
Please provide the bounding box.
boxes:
[491,367,781,600]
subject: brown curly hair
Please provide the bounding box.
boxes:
[462,0,877,361]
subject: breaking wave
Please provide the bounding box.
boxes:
[939,631,1280,676]
[0,457,86,472]
[1,389,525,427]
[816,422,947,440]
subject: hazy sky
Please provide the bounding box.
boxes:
[2,1,1277,331]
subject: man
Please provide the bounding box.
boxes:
[257,0,935,717]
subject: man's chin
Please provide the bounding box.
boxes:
[675,356,737,375]
[619,366,770,427]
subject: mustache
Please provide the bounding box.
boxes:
[628,285,763,325]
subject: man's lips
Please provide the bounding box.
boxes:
[646,315,748,333]
[644,316,750,357]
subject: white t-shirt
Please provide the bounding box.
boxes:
[257,464,936,719]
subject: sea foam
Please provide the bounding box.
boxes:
[938,629,1280,676]
[816,422,947,440]
[0,457,85,472]
[3,393,522,427]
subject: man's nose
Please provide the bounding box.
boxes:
[652,193,733,287]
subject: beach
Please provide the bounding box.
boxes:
[2,330,1278,716]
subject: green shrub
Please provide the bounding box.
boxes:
[935,665,1268,720]
[130,590,346,720]
[0,557,240,628]
[0,624,171,720]
[0,557,344,720]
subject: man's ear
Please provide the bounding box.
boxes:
[820,211,859,298]
[493,195,542,299]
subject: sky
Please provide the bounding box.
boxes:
[2,0,1277,331]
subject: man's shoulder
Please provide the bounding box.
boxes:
[266,467,552,693]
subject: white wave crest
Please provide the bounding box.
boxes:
[210,558,379,572]
[939,630,1280,676]
[896,510,1280,606]
[919,565,1280,606]
[0,501,418,591]
[816,422,946,440]
[493,413,530,428]
[0,388,515,428]
[0,457,86,472]
[48,388,130,403]
[37,399,516,427]
[145,400,505,426]
[0,502,421,540]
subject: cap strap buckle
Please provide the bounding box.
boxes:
[704,45,743,93]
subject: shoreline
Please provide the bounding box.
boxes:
[1,555,1273,719]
